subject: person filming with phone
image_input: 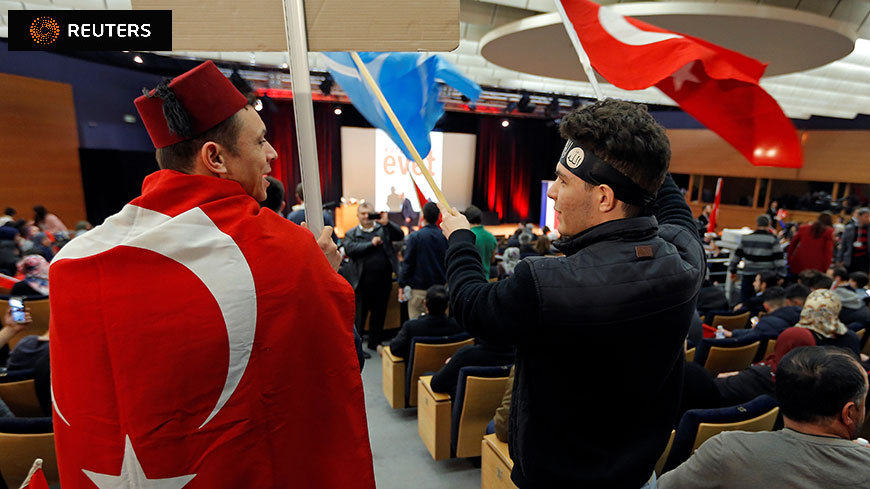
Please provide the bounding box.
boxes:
[343,201,404,352]
[2,300,47,372]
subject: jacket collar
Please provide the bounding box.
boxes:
[553,216,658,256]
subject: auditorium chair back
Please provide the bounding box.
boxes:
[711,311,751,332]
[0,417,58,489]
[405,334,472,407]
[694,337,760,376]
[0,370,41,417]
[662,395,779,473]
[451,365,512,458]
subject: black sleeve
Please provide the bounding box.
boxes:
[353,326,365,372]
[430,345,472,396]
[385,221,405,242]
[389,323,412,360]
[654,174,700,243]
[445,230,538,344]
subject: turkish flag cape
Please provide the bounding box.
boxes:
[560,0,803,168]
[707,177,723,233]
[50,170,375,488]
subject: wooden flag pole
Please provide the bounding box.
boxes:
[282,0,325,236]
[554,0,604,101]
[349,52,451,210]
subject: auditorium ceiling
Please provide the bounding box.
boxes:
[1,0,868,119]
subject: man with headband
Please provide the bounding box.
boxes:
[49,61,375,488]
[439,99,704,488]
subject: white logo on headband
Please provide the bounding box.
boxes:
[566,147,585,169]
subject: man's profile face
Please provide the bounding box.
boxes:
[546,163,596,237]
[220,106,278,202]
[754,274,763,293]
[860,213,870,226]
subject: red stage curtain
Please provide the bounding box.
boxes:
[262,101,343,212]
[472,117,562,223]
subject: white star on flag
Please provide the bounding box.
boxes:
[82,435,196,489]
[670,61,702,91]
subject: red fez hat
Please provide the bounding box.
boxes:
[135,60,248,149]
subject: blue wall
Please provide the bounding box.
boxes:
[0,41,162,152]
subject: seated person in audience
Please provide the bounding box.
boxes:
[804,270,833,290]
[850,271,870,305]
[696,279,729,315]
[659,346,870,489]
[430,338,515,399]
[796,289,862,356]
[533,235,552,256]
[714,327,816,406]
[258,176,286,215]
[724,287,800,340]
[28,232,54,262]
[492,365,514,443]
[497,247,520,280]
[830,266,870,325]
[785,283,810,307]
[517,232,537,258]
[0,304,47,371]
[387,285,463,360]
[10,255,50,297]
[731,270,780,315]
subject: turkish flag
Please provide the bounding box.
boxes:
[22,466,49,489]
[560,0,803,168]
[49,171,375,488]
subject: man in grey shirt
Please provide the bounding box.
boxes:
[660,346,870,489]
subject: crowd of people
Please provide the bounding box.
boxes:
[2,61,869,488]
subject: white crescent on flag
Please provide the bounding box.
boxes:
[51,204,257,429]
[597,6,683,46]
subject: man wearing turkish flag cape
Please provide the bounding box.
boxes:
[49,61,375,488]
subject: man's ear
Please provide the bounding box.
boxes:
[597,185,618,213]
[199,141,228,176]
[841,400,860,435]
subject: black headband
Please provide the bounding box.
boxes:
[559,139,654,208]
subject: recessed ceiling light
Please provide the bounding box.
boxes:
[501,119,510,128]
[133,55,143,64]
[280,63,288,69]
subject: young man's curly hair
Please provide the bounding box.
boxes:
[559,99,671,212]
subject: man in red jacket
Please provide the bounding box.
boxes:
[49,61,375,489]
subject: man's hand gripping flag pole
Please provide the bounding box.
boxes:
[349,52,452,211]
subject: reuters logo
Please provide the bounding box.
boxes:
[30,16,60,45]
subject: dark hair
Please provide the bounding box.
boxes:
[534,236,550,255]
[425,285,449,315]
[260,176,285,213]
[32,205,47,224]
[3,208,14,217]
[155,111,243,173]
[757,214,771,228]
[559,99,670,217]
[832,266,850,282]
[422,202,440,225]
[811,211,833,238]
[798,269,824,286]
[849,271,869,289]
[761,286,786,305]
[776,346,867,423]
[785,283,811,302]
[810,275,834,290]
[464,205,482,225]
[295,182,305,202]
[758,270,780,289]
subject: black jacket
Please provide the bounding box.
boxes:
[399,224,448,290]
[444,175,705,488]
[732,305,801,341]
[430,342,515,399]
[388,314,464,360]
[342,221,404,289]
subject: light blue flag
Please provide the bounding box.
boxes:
[322,52,482,160]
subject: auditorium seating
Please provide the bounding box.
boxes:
[662,395,779,473]
[481,434,517,489]
[381,345,406,409]
[685,347,695,363]
[0,417,58,488]
[418,375,452,460]
[711,312,751,332]
[405,334,473,407]
[655,430,676,476]
[0,370,41,417]
[451,366,511,458]
[694,337,761,376]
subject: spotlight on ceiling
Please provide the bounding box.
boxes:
[253,99,264,112]
[504,101,518,114]
[320,74,335,96]
[334,106,343,115]
[280,63,289,69]
[501,119,510,128]
[132,55,143,64]
[517,92,535,113]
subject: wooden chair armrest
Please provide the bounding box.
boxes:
[382,346,404,364]
[419,375,451,401]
